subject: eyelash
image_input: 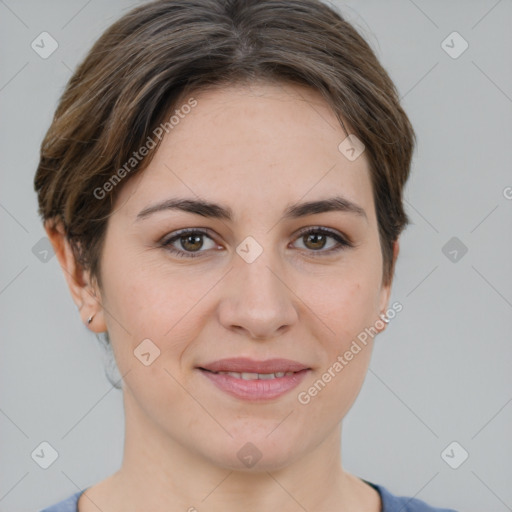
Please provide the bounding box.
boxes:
[159,227,353,259]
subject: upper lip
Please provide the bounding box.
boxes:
[198,357,310,374]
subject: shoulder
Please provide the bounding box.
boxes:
[39,490,83,512]
[365,481,459,512]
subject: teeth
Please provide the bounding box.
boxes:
[257,373,275,380]
[214,371,295,379]
[241,372,259,380]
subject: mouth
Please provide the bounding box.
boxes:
[197,357,310,374]
[196,358,311,401]
[199,368,298,380]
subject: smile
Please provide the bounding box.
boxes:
[198,367,310,401]
[204,370,296,379]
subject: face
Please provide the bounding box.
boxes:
[94,82,393,470]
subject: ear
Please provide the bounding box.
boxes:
[45,220,107,333]
[376,239,400,332]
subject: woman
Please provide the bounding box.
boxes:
[35,0,458,510]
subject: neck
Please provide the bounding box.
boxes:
[95,389,375,512]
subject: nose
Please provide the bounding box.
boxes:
[217,248,298,340]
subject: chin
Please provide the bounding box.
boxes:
[196,432,303,472]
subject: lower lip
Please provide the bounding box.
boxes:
[198,368,310,401]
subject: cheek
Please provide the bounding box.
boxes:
[292,258,381,410]
[295,281,376,423]
[99,243,224,385]
[300,264,382,345]
[100,236,202,334]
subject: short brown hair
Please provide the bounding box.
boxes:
[34,0,415,288]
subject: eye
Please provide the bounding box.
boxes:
[160,228,218,258]
[291,227,353,256]
[160,226,353,260]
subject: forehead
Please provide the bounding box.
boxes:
[114,82,375,223]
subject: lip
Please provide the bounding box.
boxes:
[197,357,310,374]
[196,358,311,401]
[198,367,310,401]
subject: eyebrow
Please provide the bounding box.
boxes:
[135,196,367,222]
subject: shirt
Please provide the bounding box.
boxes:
[39,481,459,511]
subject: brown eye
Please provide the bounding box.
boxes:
[292,227,352,256]
[302,232,328,250]
[180,234,204,252]
[161,229,217,258]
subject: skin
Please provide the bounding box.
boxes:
[47,81,399,512]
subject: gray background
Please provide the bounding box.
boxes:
[1,1,511,511]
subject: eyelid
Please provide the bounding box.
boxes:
[159,227,216,242]
[293,225,354,247]
[159,227,219,258]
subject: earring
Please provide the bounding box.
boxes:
[380,313,389,324]
[87,314,95,325]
